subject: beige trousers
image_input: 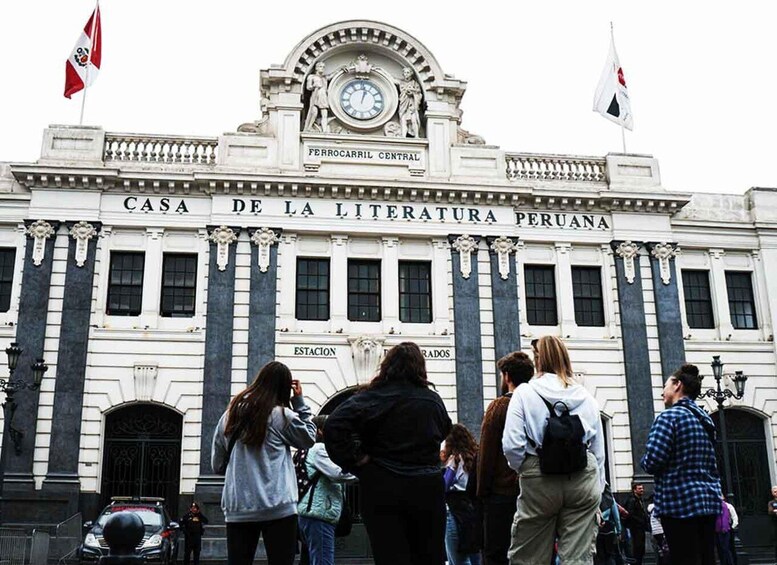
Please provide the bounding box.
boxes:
[507,452,600,565]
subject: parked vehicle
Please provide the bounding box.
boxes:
[79,497,180,564]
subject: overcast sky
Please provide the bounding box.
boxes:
[0,2,773,195]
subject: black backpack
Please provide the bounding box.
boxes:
[293,449,321,512]
[534,394,587,475]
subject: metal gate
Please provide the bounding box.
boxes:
[101,404,182,512]
[712,408,772,551]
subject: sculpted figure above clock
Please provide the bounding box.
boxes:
[302,54,423,138]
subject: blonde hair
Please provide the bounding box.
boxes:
[535,335,574,387]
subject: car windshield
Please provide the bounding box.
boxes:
[97,506,164,527]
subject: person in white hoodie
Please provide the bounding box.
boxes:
[212,361,317,565]
[502,335,605,565]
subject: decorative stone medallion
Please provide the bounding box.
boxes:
[349,335,385,385]
[615,241,640,284]
[209,226,238,272]
[490,236,517,280]
[251,227,279,273]
[452,235,478,279]
[26,220,55,267]
[69,221,98,268]
[651,242,679,285]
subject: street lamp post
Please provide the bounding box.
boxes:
[0,342,48,526]
[700,355,748,564]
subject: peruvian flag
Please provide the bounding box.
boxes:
[593,36,633,130]
[64,5,102,99]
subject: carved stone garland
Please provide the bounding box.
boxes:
[209,226,238,271]
[490,236,517,280]
[452,235,478,279]
[251,228,279,273]
[349,335,385,385]
[26,220,56,267]
[69,221,98,268]
[615,241,641,284]
[651,242,679,285]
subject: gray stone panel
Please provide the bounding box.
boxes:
[611,243,655,474]
[449,236,484,434]
[487,245,521,391]
[247,229,281,382]
[5,221,59,480]
[647,247,686,381]
[45,222,101,482]
[198,230,239,477]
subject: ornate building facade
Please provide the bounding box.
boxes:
[0,19,776,556]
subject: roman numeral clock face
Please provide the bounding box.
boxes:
[340,80,384,120]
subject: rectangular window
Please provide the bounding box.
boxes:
[571,266,604,327]
[296,258,330,321]
[0,248,16,313]
[160,253,197,317]
[399,261,432,323]
[348,260,381,322]
[681,270,715,329]
[725,271,758,329]
[106,252,145,316]
[524,265,558,326]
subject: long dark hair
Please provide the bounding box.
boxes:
[672,363,702,400]
[225,361,292,447]
[368,342,430,389]
[445,423,478,474]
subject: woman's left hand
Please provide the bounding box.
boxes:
[291,380,303,397]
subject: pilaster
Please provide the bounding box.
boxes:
[646,242,686,380]
[610,240,654,479]
[247,227,281,379]
[555,243,576,337]
[381,237,400,331]
[709,249,735,340]
[329,235,349,332]
[449,234,484,433]
[487,236,520,390]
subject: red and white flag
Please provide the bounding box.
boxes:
[64,5,102,99]
[593,36,633,131]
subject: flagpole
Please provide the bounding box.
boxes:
[79,0,100,126]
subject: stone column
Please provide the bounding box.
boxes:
[610,240,654,478]
[709,249,735,340]
[486,236,520,390]
[646,242,686,379]
[381,237,400,332]
[43,221,101,515]
[247,227,281,380]
[197,226,240,473]
[555,243,576,337]
[4,221,59,487]
[449,234,484,433]
[329,235,348,332]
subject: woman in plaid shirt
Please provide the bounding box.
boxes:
[641,364,722,565]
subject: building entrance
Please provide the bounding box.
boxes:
[712,408,773,550]
[100,404,183,513]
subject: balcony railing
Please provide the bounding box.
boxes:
[104,134,218,165]
[506,153,607,183]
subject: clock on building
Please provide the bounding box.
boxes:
[340,79,385,120]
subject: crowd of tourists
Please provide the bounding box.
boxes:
[207,336,747,565]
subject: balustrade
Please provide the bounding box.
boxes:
[104,134,218,165]
[506,153,607,183]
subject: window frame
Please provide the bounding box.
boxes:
[295,257,331,321]
[0,247,16,313]
[106,251,146,317]
[725,271,758,330]
[571,266,605,327]
[160,253,198,318]
[681,269,715,329]
[347,259,382,322]
[524,264,558,326]
[398,260,432,324]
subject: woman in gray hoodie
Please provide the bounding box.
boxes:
[212,361,317,565]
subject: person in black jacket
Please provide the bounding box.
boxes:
[324,342,452,565]
[623,482,649,565]
[180,502,209,565]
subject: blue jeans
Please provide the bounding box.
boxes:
[298,516,336,565]
[445,511,481,565]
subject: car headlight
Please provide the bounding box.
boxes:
[84,533,100,549]
[142,534,163,549]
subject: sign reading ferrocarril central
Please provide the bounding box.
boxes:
[307,146,422,162]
